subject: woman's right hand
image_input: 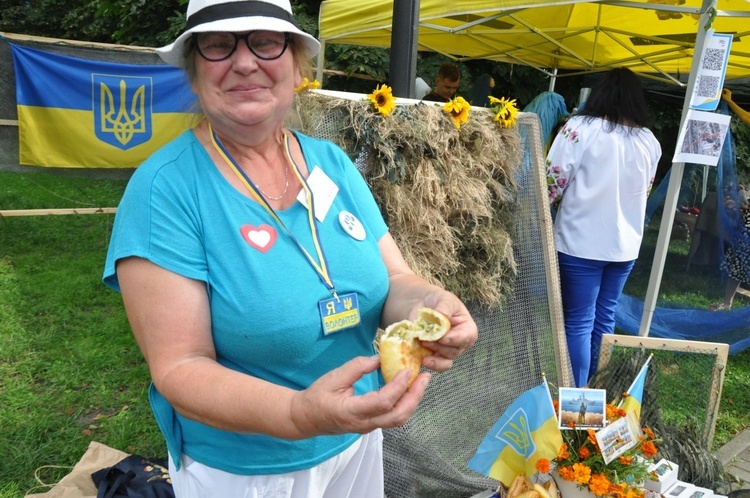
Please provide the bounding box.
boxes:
[289,355,429,438]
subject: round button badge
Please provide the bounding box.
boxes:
[339,211,366,241]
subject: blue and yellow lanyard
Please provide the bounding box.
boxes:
[208,123,338,300]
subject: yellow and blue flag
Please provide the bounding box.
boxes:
[468,382,563,487]
[11,44,197,168]
[619,356,652,421]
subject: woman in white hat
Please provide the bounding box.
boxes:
[103,0,478,496]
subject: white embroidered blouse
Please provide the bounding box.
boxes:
[546,115,662,262]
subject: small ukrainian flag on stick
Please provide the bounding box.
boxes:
[618,354,653,421]
[468,374,563,487]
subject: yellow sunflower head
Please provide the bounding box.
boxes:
[294,77,321,93]
[488,96,519,128]
[443,96,471,129]
[367,84,397,117]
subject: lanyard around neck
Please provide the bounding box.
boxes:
[208,123,336,297]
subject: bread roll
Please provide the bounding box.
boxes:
[379,308,451,386]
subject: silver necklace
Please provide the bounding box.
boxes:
[256,133,290,201]
[257,159,289,201]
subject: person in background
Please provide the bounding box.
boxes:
[102,0,478,496]
[422,62,460,103]
[710,88,750,310]
[545,67,662,387]
[713,184,750,310]
[469,73,495,107]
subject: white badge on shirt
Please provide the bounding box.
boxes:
[297,166,338,222]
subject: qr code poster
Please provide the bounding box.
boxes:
[673,109,731,167]
[689,31,733,112]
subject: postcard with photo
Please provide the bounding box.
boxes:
[558,388,607,430]
[595,415,637,464]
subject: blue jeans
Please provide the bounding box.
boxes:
[557,252,635,387]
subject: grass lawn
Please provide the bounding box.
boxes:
[1,170,749,497]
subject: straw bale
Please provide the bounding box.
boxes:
[292,91,521,306]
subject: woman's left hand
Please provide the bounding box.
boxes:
[378,233,478,372]
[417,292,478,372]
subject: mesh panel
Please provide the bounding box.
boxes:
[298,104,570,497]
[596,335,729,488]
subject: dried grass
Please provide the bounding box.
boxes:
[292,91,521,306]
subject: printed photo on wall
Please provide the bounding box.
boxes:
[558,388,607,430]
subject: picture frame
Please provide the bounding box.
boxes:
[558,388,607,429]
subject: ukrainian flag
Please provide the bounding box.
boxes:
[468,383,563,487]
[11,44,197,168]
[619,357,651,421]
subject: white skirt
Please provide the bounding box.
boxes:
[168,429,384,498]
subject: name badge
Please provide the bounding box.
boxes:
[319,292,361,335]
[297,166,339,222]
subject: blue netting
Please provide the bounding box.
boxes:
[617,102,750,354]
[616,293,750,355]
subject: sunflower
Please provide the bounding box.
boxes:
[367,84,397,117]
[294,77,320,93]
[489,96,519,128]
[443,96,471,129]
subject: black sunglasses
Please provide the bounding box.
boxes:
[194,31,289,62]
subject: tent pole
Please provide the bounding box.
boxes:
[389,0,420,98]
[549,67,558,92]
[316,40,326,86]
[638,0,717,336]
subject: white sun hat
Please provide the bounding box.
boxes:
[157,0,320,68]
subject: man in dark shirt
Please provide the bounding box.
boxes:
[422,63,460,103]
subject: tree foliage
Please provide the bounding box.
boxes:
[1,0,746,184]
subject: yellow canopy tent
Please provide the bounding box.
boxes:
[317,0,750,336]
[317,0,750,85]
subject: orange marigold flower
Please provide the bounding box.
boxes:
[606,404,620,421]
[567,420,577,428]
[618,455,633,465]
[587,429,599,449]
[536,458,551,474]
[588,473,611,496]
[641,440,658,457]
[553,400,560,415]
[572,462,592,485]
[578,446,591,460]
[643,427,656,439]
[558,466,575,481]
[610,482,628,498]
[625,487,646,498]
[558,442,570,459]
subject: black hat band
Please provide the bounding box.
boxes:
[186,1,297,31]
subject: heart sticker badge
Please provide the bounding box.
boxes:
[240,224,277,253]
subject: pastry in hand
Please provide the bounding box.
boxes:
[379,308,451,386]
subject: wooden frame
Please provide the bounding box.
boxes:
[599,334,729,449]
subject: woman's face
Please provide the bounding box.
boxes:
[191,31,301,132]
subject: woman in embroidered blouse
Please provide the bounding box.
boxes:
[102,0,477,496]
[546,68,662,388]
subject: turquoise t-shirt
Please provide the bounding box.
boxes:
[103,130,389,475]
